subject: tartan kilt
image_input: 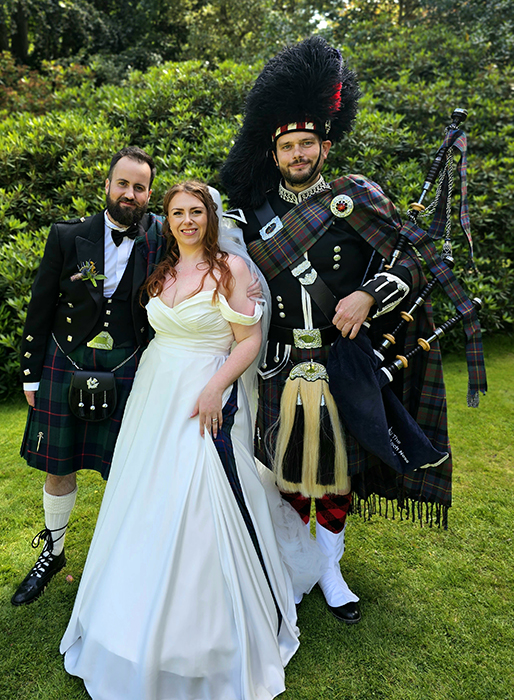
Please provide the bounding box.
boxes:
[21,336,142,479]
[256,337,452,521]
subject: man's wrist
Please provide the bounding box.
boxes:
[23,382,40,391]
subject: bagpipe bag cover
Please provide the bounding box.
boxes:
[327,329,448,475]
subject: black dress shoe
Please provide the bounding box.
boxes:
[327,601,361,624]
[11,549,66,606]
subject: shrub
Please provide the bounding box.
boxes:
[0,24,512,397]
[0,52,95,116]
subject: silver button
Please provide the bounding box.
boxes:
[278,303,284,310]
[104,322,109,327]
[67,335,73,342]
[106,310,111,315]
[140,327,145,333]
[26,335,33,342]
[107,299,112,304]
[333,254,341,261]
[279,312,286,318]
[276,296,283,302]
[24,369,31,376]
[333,263,340,270]
[24,352,31,358]
[66,317,72,323]
[68,302,73,308]
[334,246,341,253]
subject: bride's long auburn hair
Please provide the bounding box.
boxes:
[145,181,234,301]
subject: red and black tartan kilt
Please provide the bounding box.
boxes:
[21,336,142,479]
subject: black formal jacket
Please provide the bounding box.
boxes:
[238,189,410,334]
[20,212,163,383]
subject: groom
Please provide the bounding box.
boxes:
[12,146,164,606]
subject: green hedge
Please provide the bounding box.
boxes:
[337,20,514,342]
[0,22,512,398]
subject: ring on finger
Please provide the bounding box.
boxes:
[212,418,218,423]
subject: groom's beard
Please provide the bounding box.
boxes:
[106,190,148,227]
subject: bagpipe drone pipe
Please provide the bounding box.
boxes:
[327,108,487,478]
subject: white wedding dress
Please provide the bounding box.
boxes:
[60,291,305,700]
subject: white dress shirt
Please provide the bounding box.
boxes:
[103,211,136,298]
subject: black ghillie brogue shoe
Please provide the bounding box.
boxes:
[11,548,66,606]
[327,601,361,624]
[11,527,67,606]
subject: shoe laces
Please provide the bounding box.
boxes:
[31,550,56,579]
[31,524,67,555]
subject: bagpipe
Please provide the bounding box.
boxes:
[327,108,487,476]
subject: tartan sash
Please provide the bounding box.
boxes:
[135,213,165,276]
[246,192,334,279]
[246,174,405,280]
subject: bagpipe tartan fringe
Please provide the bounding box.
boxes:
[352,493,449,530]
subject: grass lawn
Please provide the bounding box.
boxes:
[0,336,513,700]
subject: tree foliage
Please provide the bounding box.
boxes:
[0,0,319,76]
[1,0,513,73]
[0,7,512,397]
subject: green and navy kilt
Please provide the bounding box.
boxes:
[21,337,142,479]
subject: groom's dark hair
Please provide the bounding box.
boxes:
[108,146,156,188]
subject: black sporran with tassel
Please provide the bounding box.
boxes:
[68,370,117,422]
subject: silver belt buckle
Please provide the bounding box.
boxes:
[289,361,328,381]
[259,216,283,240]
[86,331,114,350]
[290,260,318,286]
[293,328,322,349]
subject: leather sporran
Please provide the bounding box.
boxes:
[68,370,117,422]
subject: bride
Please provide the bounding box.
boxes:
[60,181,317,700]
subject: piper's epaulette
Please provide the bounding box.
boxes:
[224,209,247,225]
[55,216,87,225]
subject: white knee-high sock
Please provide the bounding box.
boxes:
[43,486,78,556]
[316,523,359,607]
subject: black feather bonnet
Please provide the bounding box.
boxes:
[220,36,360,210]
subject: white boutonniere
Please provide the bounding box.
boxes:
[70,261,107,287]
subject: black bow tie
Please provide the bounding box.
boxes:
[111,222,139,247]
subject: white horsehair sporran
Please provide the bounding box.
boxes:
[273,361,350,497]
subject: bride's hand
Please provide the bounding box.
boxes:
[190,386,223,438]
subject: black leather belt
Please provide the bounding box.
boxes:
[268,324,339,349]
